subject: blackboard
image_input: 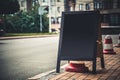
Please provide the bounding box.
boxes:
[56,11,104,73]
[59,11,100,60]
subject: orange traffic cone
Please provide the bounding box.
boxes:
[103,35,116,54]
[65,61,89,73]
[114,34,120,47]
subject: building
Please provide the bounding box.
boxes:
[18,0,120,31]
[18,0,94,23]
[76,0,94,11]
[94,0,120,27]
[18,0,27,11]
[39,0,64,24]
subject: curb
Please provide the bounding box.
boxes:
[28,64,67,80]
[0,35,58,40]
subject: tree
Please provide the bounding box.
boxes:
[64,0,70,12]
[64,0,76,12]
[0,0,20,14]
[26,0,39,12]
[26,0,33,11]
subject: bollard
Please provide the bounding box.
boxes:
[103,35,116,54]
[114,34,120,47]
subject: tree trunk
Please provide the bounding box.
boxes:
[64,0,70,12]
[64,0,76,12]
[26,0,32,11]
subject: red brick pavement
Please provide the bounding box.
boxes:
[49,47,120,80]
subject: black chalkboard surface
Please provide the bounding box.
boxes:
[56,11,104,73]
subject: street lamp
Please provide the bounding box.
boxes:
[38,6,43,32]
[38,0,43,32]
[48,0,51,33]
[38,0,51,33]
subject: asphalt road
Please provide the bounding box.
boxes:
[0,36,61,80]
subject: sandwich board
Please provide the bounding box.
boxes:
[56,11,105,73]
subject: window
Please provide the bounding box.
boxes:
[113,1,117,8]
[51,0,54,2]
[21,1,24,7]
[94,1,103,9]
[110,14,119,25]
[86,3,90,10]
[97,3,100,9]
[118,0,120,8]
[57,0,61,2]
[94,2,97,9]
[103,15,109,23]
[42,0,46,2]
[79,4,83,10]
[57,7,60,13]
[104,0,113,9]
[99,1,103,9]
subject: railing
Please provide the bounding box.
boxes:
[101,27,120,34]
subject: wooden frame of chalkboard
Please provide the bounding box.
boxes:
[56,11,104,74]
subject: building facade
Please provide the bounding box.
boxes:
[76,0,94,11]
[94,0,120,27]
[18,0,27,11]
[18,0,120,27]
[18,0,94,24]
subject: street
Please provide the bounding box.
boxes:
[0,36,61,80]
[0,35,119,80]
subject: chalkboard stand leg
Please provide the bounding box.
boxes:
[92,59,96,74]
[56,58,60,73]
[100,57,105,68]
[68,60,70,63]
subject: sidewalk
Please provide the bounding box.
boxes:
[28,47,120,80]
